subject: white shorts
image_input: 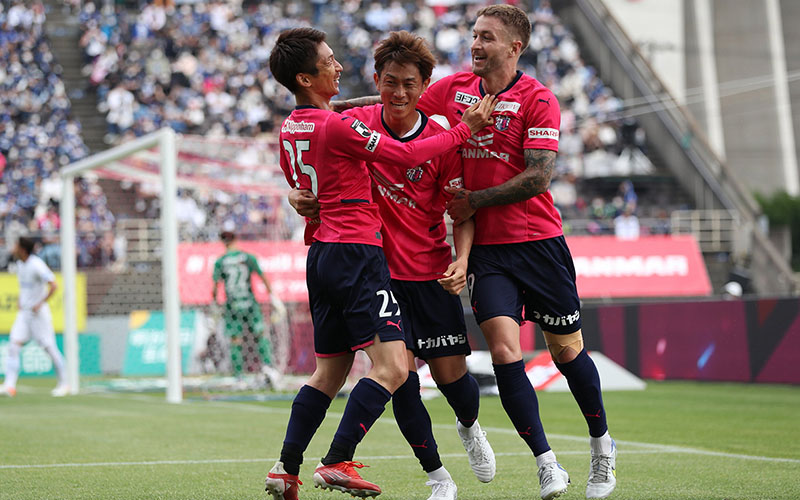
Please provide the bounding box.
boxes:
[10,306,57,349]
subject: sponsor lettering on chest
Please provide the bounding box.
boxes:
[454,91,480,106]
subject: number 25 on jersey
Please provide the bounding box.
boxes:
[283,139,319,196]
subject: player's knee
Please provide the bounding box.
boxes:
[488,342,521,364]
[543,330,583,363]
[429,357,468,385]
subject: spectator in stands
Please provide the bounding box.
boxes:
[614,204,640,240]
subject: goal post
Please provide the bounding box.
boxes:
[60,128,182,403]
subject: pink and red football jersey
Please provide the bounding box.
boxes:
[417,71,563,245]
[278,106,472,246]
[345,105,463,281]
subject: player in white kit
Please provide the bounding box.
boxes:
[1,237,69,397]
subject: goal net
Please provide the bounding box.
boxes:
[59,129,337,402]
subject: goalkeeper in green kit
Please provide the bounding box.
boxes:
[212,231,286,384]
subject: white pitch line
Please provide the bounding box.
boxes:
[0,450,716,470]
[30,392,800,467]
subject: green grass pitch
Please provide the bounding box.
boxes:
[1,378,799,499]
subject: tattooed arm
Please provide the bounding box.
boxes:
[445,149,556,225]
[330,95,381,112]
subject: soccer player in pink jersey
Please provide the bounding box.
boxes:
[417,6,617,500]
[339,5,617,499]
[264,27,496,500]
[289,31,497,500]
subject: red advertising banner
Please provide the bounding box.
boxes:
[566,235,712,298]
[179,235,711,304]
[178,241,309,304]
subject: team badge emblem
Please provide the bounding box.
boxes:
[495,115,511,131]
[406,166,424,182]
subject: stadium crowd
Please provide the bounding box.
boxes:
[0,0,117,270]
[1,0,681,271]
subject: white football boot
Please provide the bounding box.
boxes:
[538,461,570,500]
[456,420,496,482]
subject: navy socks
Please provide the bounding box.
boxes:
[437,371,480,428]
[493,360,551,456]
[555,349,608,437]
[392,371,442,472]
[280,385,332,475]
[322,378,392,465]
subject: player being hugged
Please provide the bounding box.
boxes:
[288,31,497,500]
[338,5,617,500]
[264,27,496,500]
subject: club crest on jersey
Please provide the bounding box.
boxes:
[494,115,511,131]
[350,119,372,138]
[406,166,424,183]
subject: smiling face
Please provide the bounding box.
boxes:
[471,15,518,77]
[306,41,342,99]
[374,61,429,124]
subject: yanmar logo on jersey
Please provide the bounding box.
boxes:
[528,127,560,141]
[461,148,510,162]
[281,120,315,134]
[376,182,417,208]
[454,91,480,106]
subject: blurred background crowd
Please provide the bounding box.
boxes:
[0,0,684,271]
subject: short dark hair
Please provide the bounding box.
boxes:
[17,236,35,255]
[220,231,236,243]
[476,4,531,52]
[269,27,327,93]
[373,31,436,82]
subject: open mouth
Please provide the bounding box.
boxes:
[473,54,486,63]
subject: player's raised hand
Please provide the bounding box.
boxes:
[461,94,498,134]
[288,188,320,218]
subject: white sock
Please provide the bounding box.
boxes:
[44,344,67,385]
[458,420,480,437]
[590,431,613,455]
[427,466,452,482]
[4,342,21,389]
[535,449,557,468]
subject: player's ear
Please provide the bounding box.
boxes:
[296,73,312,89]
[421,77,431,94]
[373,72,380,89]
[510,40,523,58]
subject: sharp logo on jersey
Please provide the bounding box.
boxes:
[365,131,381,152]
[448,177,464,189]
[494,115,511,131]
[467,132,494,147]
[454,91,480,106]
[350,119,373,138]
[281,120,315,134]
[406,166,424,183]
[496,101,521,113]
[528,127,560,141]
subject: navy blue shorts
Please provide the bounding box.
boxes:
[467,236,582,334]
[306,242,405,357]
[391,279,471,360]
